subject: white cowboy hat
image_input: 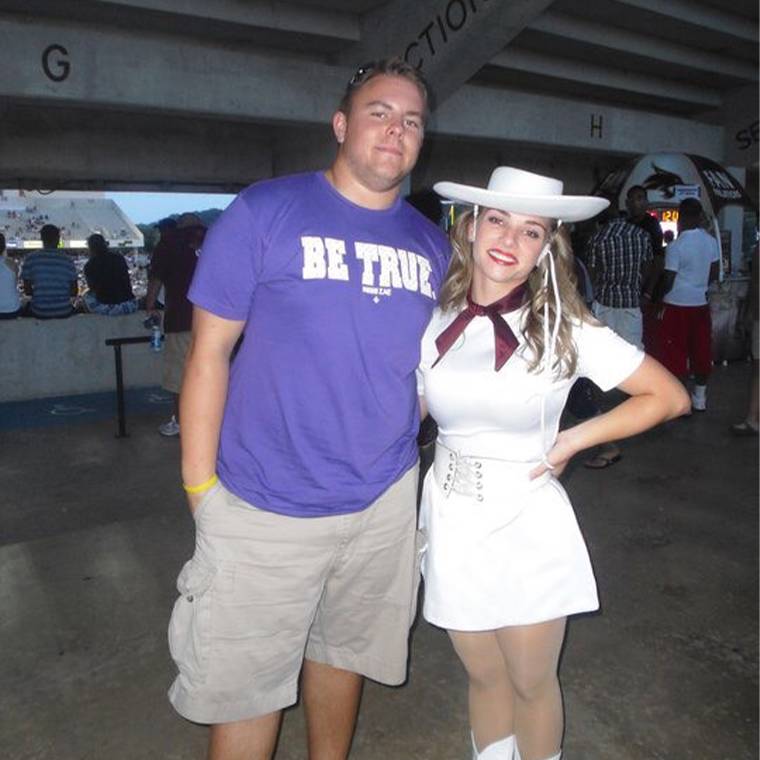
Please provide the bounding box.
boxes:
[434,166,609,223]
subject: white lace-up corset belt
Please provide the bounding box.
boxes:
[433,438,552,506]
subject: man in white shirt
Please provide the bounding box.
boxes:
[656,198,719,410]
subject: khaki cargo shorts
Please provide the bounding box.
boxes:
[167,465,424,724]
[161,331,191,394]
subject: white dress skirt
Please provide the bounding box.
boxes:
[417,306,644,631]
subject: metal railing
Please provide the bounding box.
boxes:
[104,336,151,437]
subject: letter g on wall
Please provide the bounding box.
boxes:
[42,44,70,82]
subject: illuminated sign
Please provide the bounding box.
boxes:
[658,209,680,223]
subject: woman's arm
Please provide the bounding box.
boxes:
[180,306,245,512]
[531,356,690,478]
[419,395,428,421]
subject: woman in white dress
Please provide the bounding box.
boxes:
[417,168,690,760]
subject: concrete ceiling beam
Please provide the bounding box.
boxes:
[337,0,558,106]
[491,48,722,109]
[614,0,758,43]
[1,16,347,124]
[432,83,724,159]
[0,0,359,40]
[531,12,758,81]
[85,0,360,40]
[0,15,724,161]
[0,104,274,191]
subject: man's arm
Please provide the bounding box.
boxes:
[708,261,719,284]
[639,237,655,291]
[67,259,78,297]
[21,256,33,295]
[144,276,163,316]
[649,218,663,254]
[145,242,167,314]
[586,238,600,287]
[661,239,679,297]
[180,306,246,512]
[660,270,676,296]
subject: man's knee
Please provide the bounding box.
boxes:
[208,712,282,760]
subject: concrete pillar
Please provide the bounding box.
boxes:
[720,166,749,274]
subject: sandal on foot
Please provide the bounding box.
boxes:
[731,421,758,436]
[583,453,622,469]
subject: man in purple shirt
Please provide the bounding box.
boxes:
[167,58,449,759]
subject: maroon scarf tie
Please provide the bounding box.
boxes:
[433,284,527,371]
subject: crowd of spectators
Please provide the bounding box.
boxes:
[0,199,137,249]
[0,215,196,321]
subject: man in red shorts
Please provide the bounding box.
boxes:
[656,198,719,410]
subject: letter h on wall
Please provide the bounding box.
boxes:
[590,114,603,139]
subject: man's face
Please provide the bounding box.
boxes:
[626,188,648,219]
[332,74,425,195]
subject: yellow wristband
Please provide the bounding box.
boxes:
[183,474,218,495]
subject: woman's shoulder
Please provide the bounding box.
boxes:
[425,305,453,334]
[568,312,599,334]
[571,312,644,361]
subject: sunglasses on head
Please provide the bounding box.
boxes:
[348,61,377,87]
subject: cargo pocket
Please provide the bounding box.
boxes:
[168,556,218,687]
[191,482,222,524]
[409,528,428,626]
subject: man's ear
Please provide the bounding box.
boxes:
[333,111,347,144]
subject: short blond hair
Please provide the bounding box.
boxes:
[338,57,430,122]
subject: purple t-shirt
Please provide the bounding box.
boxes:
[189,172,450,517]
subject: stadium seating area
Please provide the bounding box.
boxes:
[0,191,143,250]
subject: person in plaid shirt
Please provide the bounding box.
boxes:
[587,207,654,349]
[583,207,654,468]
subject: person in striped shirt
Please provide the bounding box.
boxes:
[21,224,77,319]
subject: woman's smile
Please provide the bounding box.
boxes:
[486,248,518,266]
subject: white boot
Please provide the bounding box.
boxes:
[514,744,561,760]
[472,732,516,759]
[691,384,707,411]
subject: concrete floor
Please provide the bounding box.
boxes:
[1,362,757,760]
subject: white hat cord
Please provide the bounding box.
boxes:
[538,222,563,470]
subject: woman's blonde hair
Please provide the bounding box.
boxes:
[438,208,593,378]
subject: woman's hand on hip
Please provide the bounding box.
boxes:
[529,430,577,480]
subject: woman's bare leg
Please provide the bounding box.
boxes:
[496,618,566,760]
[448,629,515,752]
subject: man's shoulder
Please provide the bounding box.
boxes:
[100,252,124,269]
[617,219,651,245]
[639,213,660,232]
[673,228,713,248]
[694,228,717,243]
[617,217,647,234]
[694,228,720,255]
[25,250,67,266]
[237,172,318,207]
[592,219,635,241]
[397,202,449,247]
